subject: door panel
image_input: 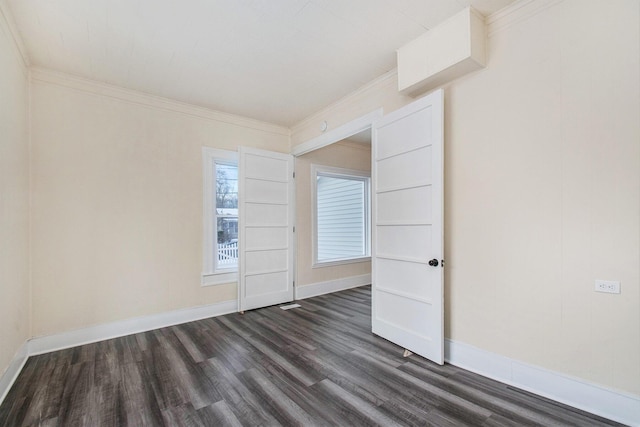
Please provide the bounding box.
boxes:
[376,187,433,224]
[245,271,289,295]
[239,147,294,312]
[376,292,433,331]
[244,249,289,274]
[372,89,444,364]
[376,108,433,159]
[244,153,290,181]
[376,259,434,297]
[244,179,289,204]
[376,147,432,191]
[244,204,289,226]
[244,227,288,250]
[377,225,431,260]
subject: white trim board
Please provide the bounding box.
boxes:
[486,0,564,37]
[28,300,238,356]
[0,0,30,69]
[29,68,289,137]
[295,274,371,300]
[0,342,28,406]
[445,339,640,426]
[292,109,382,157]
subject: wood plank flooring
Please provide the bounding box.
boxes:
[0,286,624,426]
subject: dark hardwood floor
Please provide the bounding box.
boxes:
[0,286,623,426]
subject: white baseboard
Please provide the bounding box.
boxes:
[445,339,640,426]
[28,299,238,356]
[294,274,371,300]
[0,342,29,406]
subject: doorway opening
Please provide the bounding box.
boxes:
[292,110,381,301]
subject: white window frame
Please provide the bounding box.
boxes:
[312,164,371,268]
[202,147,238,286]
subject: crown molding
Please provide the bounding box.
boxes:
[29,67,290,137]
[486,0,564,36]
[0,0,29,69]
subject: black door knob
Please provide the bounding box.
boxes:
[428,259,439,267]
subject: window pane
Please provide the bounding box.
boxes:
[216,163,238,267]
[317,174,367,262]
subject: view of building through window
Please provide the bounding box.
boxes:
[216,162,238,267]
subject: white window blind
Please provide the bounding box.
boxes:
[314,166,370,265]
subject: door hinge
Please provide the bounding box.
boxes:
[293,171,296,178]
[293,226,296,232]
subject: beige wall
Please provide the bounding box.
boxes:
[291,0,640,395]
[295,141,372,287]
[29,74,289,337]
[0,8,29,377]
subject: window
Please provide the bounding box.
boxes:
[202,147,238,285]
[312,165,371,266]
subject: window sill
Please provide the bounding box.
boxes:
[312,256,371,269]
[201,270,238,287]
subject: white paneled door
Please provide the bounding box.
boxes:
[372,90,444,364]
[238,147,295,312]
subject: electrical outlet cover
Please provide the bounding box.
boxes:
[594,280,621,294]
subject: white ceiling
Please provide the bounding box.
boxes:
[7,0,514,127]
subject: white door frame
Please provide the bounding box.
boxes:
[291,109,383,300]
[291,109,383,157]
